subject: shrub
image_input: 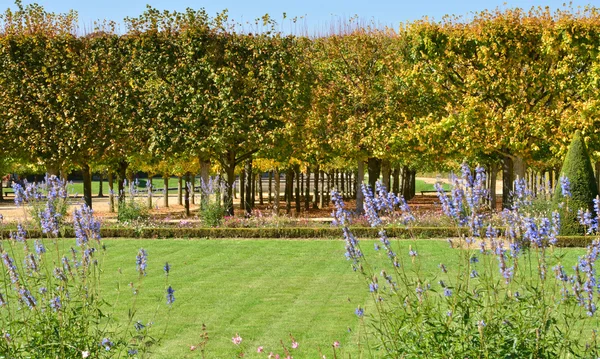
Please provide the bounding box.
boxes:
[118,182,149,223]
[333,164,600,358]
[2,181,175,358]
[12,175,70,233]
[554,131,599,234]
[199,176,225,227]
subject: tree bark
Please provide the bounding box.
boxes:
[147,174,153,210]
[178,176,183,206]
[268,170,273,204]
[409,170,416,199]
[305,167,311,210]
[513,156,526,182]
[163,175,169,208]
[340,171,345,198]
[244,159,253,215]
[596,161,600,194]
[240,168,246,211]
[382,159,391,191]
[184,172,191,217]
[490,164,498,210]
[117,160,128,205]
[319,169,325,209]
[402,166,410,199]
[356,159,365,214]
[82,163,92,209]
[502,155,514,209]
[295,166,301,215]
[313,165,320,209]
[367,157,381,191]
[286,168,294,215]
[108,171,115,213]
[190,174,196,205]
[259,172,264,205]
[98,172,104,197]
[273,168,280,216]
[392,167,400,194]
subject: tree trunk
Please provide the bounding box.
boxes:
[402,166,410,199]
[326,171,332,205]
[513,156,526,182]
[178,176,183,206]
[98,172,104,197]
[340,171,345,198]
[367,157,381,191]
[305,168,311,210]
[596,161,600,194]
[286,168,294,215]
[273,168,280,216]
[259,172,264,205]
[251,173,256,208]
[502,155,514,209]
[108,171,115,213]
[240,168,246,211]
[200,159,210,187]
[356,159,365,214]
[295,166,301,215]
[382,159,391,191]
[313,165,320,209]
[410,170,416,199]
[244,159,253,215]
[319,169,325,209]
[163,175,169,208]
[82,163,92,209]
[392,167,400,194]
[147,174,153,210]
[490,164,498,210]
[117,160,128,205]
[46,162,60,177]
[190,174,196,205]
[184,172,191,217]
[268,170,273,204]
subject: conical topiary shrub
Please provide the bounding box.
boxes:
[554,131,599,234]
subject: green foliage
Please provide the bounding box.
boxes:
[555,131,599,234]
[1,182,167,358]
[199,201,224,227]
[332,172,600,357]
[117,186,149,223]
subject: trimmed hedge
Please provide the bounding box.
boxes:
[0,226,595,247]
[554,131,599,235]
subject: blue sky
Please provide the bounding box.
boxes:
[3,0,597,34]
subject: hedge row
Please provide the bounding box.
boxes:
[0,226,596,247]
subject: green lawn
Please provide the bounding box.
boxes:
[89,238,585,358]
[0,236,590,357]
[66,177,447,198]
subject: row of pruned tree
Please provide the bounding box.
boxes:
[1,2,600,214]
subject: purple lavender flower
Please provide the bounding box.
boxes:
[166,286,175,305]
[101,338,114,351]
[73,204,101,246]
[34,240,46,255]
[164,262,171,275]
[2,253,19,284]
[136,248,148,276]
[355,306,364,317]
[560,176,571,198]
[19,289,36,309]
[49,296,61,311]
[443,288,452,297]
[369,282,378,293]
